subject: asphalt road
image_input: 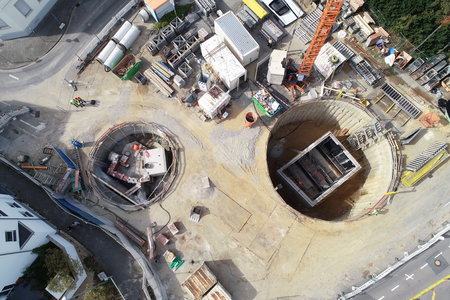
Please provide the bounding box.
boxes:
[355,233,450,300]
[0,162,145,299]
[0,0,131,92]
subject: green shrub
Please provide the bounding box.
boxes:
[153,4,192,30]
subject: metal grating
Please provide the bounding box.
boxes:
[406,142,448,172]
[350,55,382,86]
[380,83,422,118]
[331,40,354,60]
[294,8,322,44]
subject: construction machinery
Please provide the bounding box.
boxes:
[283,0,344,100]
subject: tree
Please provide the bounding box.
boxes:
[44,248,72,277]
[83,281,120,300]
[366,0,450,56]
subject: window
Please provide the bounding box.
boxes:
[0,18,10,30]
[8,202,21,208]
[0,210,7,217]
[14,0,32,17]
[0,284,15,297]
[5,230,17,242]
[20,211,33,217]
[18,222,33,248]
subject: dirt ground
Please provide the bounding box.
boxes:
[1,7,450,300]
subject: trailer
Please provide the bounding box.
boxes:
[112,55,142,80]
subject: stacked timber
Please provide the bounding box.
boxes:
[144,69,174,97]
[150,61,175,83]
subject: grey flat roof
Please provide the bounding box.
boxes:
[214,11,259,55]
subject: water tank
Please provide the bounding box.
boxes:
[139,9,150,22]
[112,21,132,43]
[103,45,125,72]
[119,25,141,50]
[96,40,117,64]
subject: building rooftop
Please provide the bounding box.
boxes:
[145,0,170,10]
[201,35,247,88]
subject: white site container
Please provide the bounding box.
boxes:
[267,49,287,85]
[96,40,117,64]
[214,11,260,66]
[103,45,125,72]
[112,21,132,43]
[201,35,247,90]
[198,85,231,119]
[142,147,167,177]
[119,25,141,50]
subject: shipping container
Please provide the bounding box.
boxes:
[243,0,268,19]
[214,11,260,66]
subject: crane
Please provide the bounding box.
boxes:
[283,0,345,99]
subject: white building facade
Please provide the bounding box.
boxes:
[144,0,175,22]
[0,0,57,40]
[0,193,57,299]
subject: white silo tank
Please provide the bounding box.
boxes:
[112,21,132,43]
[119,25,141,50]
[96,40,117,64]
[103,45,124,72]
[139,9,150,22]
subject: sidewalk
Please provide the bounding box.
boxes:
[0,162,146,299]
[0,0,78,70]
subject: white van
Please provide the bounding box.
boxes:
[262,0,305,26]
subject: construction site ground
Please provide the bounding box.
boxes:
[1,1,450,300]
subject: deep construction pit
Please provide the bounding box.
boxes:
[267,99,399,221]
[88,122,179,211]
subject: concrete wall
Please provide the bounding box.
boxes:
[0,0,57,40]
[270,99,397,219]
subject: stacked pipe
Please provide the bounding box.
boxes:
[99,20,141,72]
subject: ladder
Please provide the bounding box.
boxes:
[33,171,58,186]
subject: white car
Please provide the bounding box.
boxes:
[262,0,305,26]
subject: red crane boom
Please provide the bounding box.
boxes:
[298,0,345,76]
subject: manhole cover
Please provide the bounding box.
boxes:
[435,259,442,267]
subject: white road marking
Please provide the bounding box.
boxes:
[378,296,385,300]
[8,74,19,80]
[391,285,399,291]
[435,252,443,258]
[448,245,450,248]
[420,263,428,269]
[405,273,414,280]
[444,201,450,207]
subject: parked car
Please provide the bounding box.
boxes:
[262,0,305,26]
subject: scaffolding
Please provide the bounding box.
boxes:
[88,122,180,211]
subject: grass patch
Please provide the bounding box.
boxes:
[153,4,192,30]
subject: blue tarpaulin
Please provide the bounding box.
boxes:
[56,198,104,225]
